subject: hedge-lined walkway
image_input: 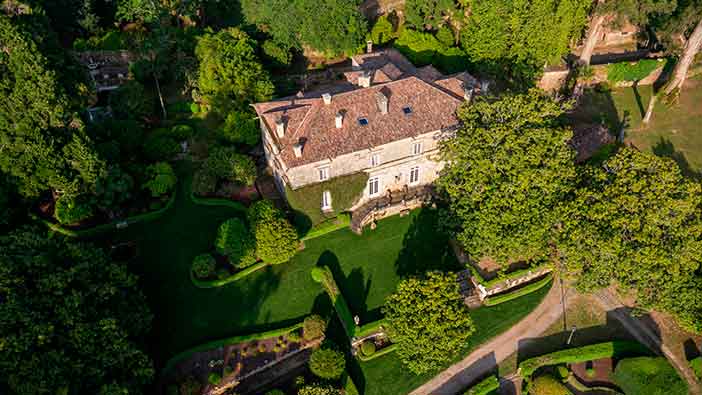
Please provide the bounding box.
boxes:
[111,162,458,367]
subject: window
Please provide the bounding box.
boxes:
[318,167,329,181]
[409,166,420,184]
[358,117,369,126]
[368,177,380,196]
[402,106,413,115]
[321,190,332,210]
[370,153,380,167]
[412,141,423,156]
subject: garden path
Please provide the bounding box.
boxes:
[409,279,576,395]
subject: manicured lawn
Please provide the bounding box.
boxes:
[357,282,552,395]
[114,163,458,366]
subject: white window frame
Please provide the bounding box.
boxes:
[370,153,380,167]
[409,166,420,185]
[321,190,332,211]
[318,166,330,181]
[368,177,380,197]
[412,141,423,156]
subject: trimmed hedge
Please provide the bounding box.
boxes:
[191,261,269,288]
[310,266,356,339]
[519,341,650,378]
[300,213,351,241]
[286,172,367,229]
[40,190,177,238]
[343,373,360,395]
[465,375,499,395]
[483,275,553,307]
[355,318,387,339]
[357,343,398,362]
[471,261,552,289]
[162,321,304,375]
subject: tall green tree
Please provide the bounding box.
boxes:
[383,272,475,374]
[560,147,702,333]
[195,27,274,113]
[438,90,577,265]
[405,0,458,30]
[0,228,154,394]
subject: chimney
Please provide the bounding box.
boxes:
[358,71,371,88]
[292,142,303,158]
[275,117,285,138]
[322,93,332,105]
[335,111,344,128]
[366,40,373,54]
[463,85,474,103]
[376,91,388,115]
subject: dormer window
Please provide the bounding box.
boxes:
[402,106,413,115]
[358,117,369,126]
[318,167,330,181]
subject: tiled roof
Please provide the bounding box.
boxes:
[253,76,465,167]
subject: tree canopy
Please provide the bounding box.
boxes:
[383,272,475,374]
[438,90,577,265]
[560,147,702,333]
[0,228,153,394]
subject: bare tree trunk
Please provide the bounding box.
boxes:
[154,73,167,119]
[642,93,657,124]
[579,13,606,66]
[664,19,702,95]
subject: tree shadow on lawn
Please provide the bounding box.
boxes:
[652,138,701,180]
[317,250,375,322]
[394,208,462,277]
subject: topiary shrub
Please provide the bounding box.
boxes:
[309,347,346,380]
[303,315,327,341]
[360,341,376,357]
[192,254,216,279]
[54,195,93,225]
[529,374,573,395]
[143,162,177,197]
[215,218,257,268]
[248,200,299,264]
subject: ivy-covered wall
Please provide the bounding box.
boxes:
[286,172,368,231]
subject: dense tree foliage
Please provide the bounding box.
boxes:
[0,228,153,394]
[438,91,577,265]
[204,146,257,186]
[383,272,475,374]
[195,28,274,113]
[560,147,702,333]
[215,217,257,268]
[247,200,299,265]
[221,110,260,146]
[241,0,366,57]
[405,0,458,30]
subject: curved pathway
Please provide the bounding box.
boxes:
[409,279,577,395]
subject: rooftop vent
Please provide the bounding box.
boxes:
[335,111,344,129]
[366,40,373,54]
[293,141,304,158]
[322,93,332,105]
[463,85,474,103]
[359,71,371,88]
[358,117,369,126]
[275,117,285,138]
[402,106,412,115]
[376,91,388,115]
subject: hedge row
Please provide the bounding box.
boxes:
[355,318,388,339]
[162,321,304,376]
[300,213,351,241]
[39,190,177,238]
[190,261,269,288]
[483,275,553,307]
[357,344,399,362]
[464,375,499,395]
[342,373,360,395]
[471,261,552,289]
[519,341,650,378]
[311,266,357,339]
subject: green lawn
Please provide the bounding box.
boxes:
[357,282,552,395]
[114,163,458,366]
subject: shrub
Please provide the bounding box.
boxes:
[309,347,346,380]
[436,26,455,47]
[262,40,292,66]
[248,200,299,265]
[691,357,701,379]
[303,315,327,341]
[607,59,666,82]
[205,147,257,186]
[555,365,569,380]
[361,341,376,356]
[192,168,217,196]
[529,374,573,395]
[287,330,302,343]
[207,371,221,385]
[54,195,93,225]
[143,134,180,161]
[109,80,154,120]
[190,103,201,114]
[192,254,216,279]
[215,218,256,267]
[613,357,687,395]
[143,162,177,197]
[221,111,260,146]
[369,15,396,44]
[465,375,499,395]
[171,124,194,140]
[297,384,339,395]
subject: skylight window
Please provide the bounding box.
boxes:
[402,106,413,115]
[358,117,369,126]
